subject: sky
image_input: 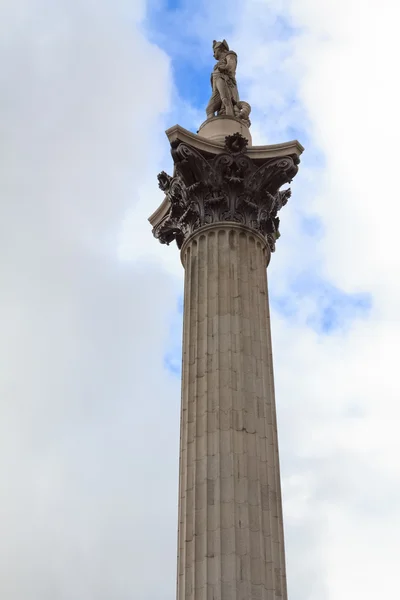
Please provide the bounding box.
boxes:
[0,0,399,598]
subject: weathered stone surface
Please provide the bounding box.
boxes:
[177,224,288,600]
[152,132,300,254]
[198,115,252,147]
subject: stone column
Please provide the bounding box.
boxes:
[178,222,286,600]
[149,126,303,600]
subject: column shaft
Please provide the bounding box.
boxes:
[177,223,287,600]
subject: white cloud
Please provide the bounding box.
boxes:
[0,1,181,598]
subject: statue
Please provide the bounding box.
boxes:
[206,40,251,126]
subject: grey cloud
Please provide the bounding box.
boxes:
[0,1,180,598]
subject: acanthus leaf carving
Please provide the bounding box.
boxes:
[153,134,299,252]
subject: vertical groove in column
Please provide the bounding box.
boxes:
[263,270,277,600]
[250,238,266,600]
[244,233,253,597]
[254,240,268,600]
[265,267,287,600]
[255,241,273,600]
[258,241,282,600]
[188,239,198,600]
[224,229,231,600]
[228,228,237,600]
[179,244,189,599]
[179,244,189,600]
[206,230,217,600]
[193,234,201,597]
[219,229,227,600]
[177,248,184,596]
[236,230,249,600]
[203,232,209,600]
[267,266,283,600]
[202,233,209,597]
[238,231,250,600]
[250,235,263,600]
[191,238,199,599]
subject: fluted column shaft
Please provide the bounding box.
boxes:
[177,222,287,600]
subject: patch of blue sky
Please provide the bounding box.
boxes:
[164,353,182,376]
[300,214,324,238]
[273,15,300,42]
[271,294,298,320]
[144,1,212,113]
[163,0,183,9]
[271,272,372,335]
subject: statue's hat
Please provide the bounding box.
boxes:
[213,39,229,52]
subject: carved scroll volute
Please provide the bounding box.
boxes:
[152,133,299,252]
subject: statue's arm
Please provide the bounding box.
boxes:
[225,54,237,77]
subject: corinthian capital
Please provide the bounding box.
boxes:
[149,126,303,254]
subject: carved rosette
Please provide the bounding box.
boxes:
[153,133,299,253]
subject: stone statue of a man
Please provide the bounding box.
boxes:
[206,40,251,126]
[206,39,238,118]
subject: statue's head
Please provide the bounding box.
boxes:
[213,39,229,59]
